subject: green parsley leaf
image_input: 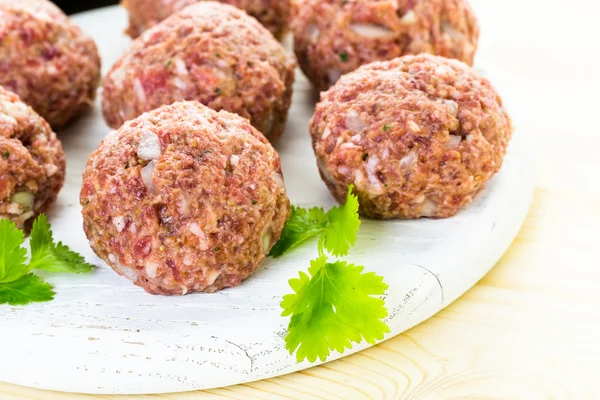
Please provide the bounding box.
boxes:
[29,214,52,254]
[269,206,328,257]
[339,52,349,62]
[281,256,389,362]
[29,215,94,274]
[0,215,93,306]
[322,186,361,257]
[0,273,54,305]
[0,219,28,284]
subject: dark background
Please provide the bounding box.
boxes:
[54,0,118,15]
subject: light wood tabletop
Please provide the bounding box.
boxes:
[2,0,598,398]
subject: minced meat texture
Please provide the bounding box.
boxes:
[293,0,479,91]
[103,2,295,143]
[310,54,512,219]
[0,0,101,129]
[122,0,292,40]
[81,101,290,295]
[0,86,66,231]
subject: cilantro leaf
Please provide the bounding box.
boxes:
[29,213,53,254]
[0,215,93,306]
[0,273,54,305]
[269,206,328,257]
[270,186,361,258]
[42,242,96,273]
[322,186,361,257]
[281,256,389,363]
[29,215,94,273]
[0,219,29,283]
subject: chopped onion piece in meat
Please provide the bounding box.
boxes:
[306,24,320,41]
[113,216,126,233]
[141,160,157,190]
[365,155,384,193]
[145,263,158,279]
[206,269,221,286]
[446,135,462,149]
[421,199,438,217]
[261,227,273,254]
[174,58,189,76]
[0,100,29,119]
[137,131,161,160]
[346,111,368,132]
[44,163,59,177]
[400,151,418,169]
[350,23,396,39]
[11,192,34,210]
[19,211,34,222]
[7,203,21,214]
[444,99,459,116]
[401,10,417,24]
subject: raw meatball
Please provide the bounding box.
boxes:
[122,0,292,40]
[103,2,295,143]
[310,54,512,219]
[0,86,66,231]
[81,101,290,295]
[293,0,479,91]
[0,0,101,129]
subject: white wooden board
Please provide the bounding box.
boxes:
[0,6,534,395]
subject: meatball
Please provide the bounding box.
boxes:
[0,86,66,231]
[310,54,513,219]
[122,0,292,40]
[81,101,290,295]
[103,2,295,143]
[0,0,101,129]
[293,0,479,91]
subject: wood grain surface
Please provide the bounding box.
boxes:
[2,0,598,398]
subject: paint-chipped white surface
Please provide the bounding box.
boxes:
[0,6,533,395]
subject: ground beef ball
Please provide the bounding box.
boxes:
[310,54,512,219]
[81,101,290,295]
[0,0,101,129]
[103,2,295,143]
[293,0,479,91]
[0,86,65,231]
[122,0,291,40]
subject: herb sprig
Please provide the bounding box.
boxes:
[269,186,361,258]
[275,186,389,362]
[0,215,94,306]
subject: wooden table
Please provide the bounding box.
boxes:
[2,0,598,398]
